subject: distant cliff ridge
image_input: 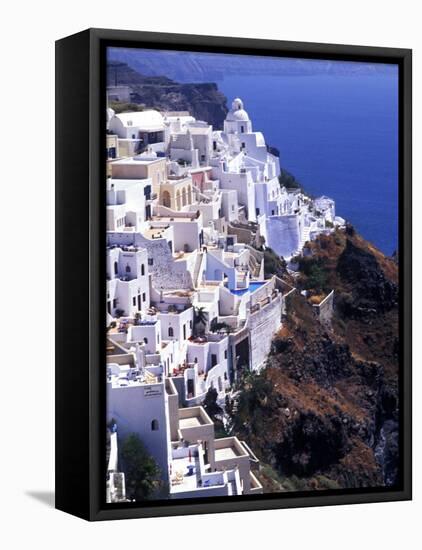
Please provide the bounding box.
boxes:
[108,48,398,83]
[107,61,228,129]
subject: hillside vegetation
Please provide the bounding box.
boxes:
[227,227,399,492]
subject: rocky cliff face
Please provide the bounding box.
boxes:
[108,47,397,83]
[227,228,399,492]
[107,61,228,129]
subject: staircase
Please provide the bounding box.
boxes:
[192,251,204,288]
[248,253,260,277]
[292,226,311,257]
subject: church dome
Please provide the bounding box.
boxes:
[226,97,250,122]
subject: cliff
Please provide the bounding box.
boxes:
[108,47,397,83]
[227,227,399,492]
[107,61,228,129]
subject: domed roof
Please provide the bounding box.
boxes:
[225,97,250,122]
[106,107,115,122]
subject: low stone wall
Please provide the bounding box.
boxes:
[312,289,334,328]
[227,223,255,245]
[249,294,282,370]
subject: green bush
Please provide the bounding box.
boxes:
[121,434,161,501]
[298,258,328,293]
[109,101,144,113]
[278,168,303,190]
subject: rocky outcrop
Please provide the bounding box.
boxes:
[337,237,398,316]
[227,228,399,491]
[107,61,228,129]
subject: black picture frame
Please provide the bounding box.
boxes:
[55,28,412,521]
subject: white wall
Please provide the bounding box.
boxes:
[107,380,172,480]
[4,3,420,549]
[266,214,301,258]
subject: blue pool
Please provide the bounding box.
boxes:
[230,282,265,297]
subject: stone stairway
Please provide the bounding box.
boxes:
[292,225,311,257]
[192,251,204,288]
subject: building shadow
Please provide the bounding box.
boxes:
[25,491,55,508]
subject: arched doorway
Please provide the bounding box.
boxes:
[162,190,171,208]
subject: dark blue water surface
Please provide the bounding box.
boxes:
[109,48,399,255]
[217,73,398,255]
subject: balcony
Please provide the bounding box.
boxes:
[214,437,248,461]
[178,406,214,444]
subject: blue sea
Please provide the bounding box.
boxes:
[109,48,399,255]
[217,73,398,255]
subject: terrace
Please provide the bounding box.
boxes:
[178,406,212,430]
[143,226,170,240]
[178,406,215,445]
[214,437,248,461]
[170,444,241,497]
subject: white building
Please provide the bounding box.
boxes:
[106,245,150,319]
[106,352,263,499]
[104,94,343,503]
[106,179,151,233]
[108,110,166,155]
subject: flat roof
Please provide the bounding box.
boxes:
[188,126,211,134]
[179,417,202,429]
[144,227,168,239]
[112,156,165,166]
[155,216,197,223]
[215,447,239,460]
[170,455,199,493]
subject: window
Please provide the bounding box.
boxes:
[189,320,192,329]
[112,299,118,309]
[183,325,186,340]
[143,337,148,344]
[211,354,217,367]
[224,350,228,359]
[148,258,153,266]
[224,372,228,381]
[241,142,245,149]
[271,210,275,215]
[240,125,244,133]
[256,208,260,216]
[141,264,145,276]
[114,262,118,275]
[142,292,146,302]
[132,296,136,306]
[125,265,131,273]
[151,419,159,431]
[168,327,174,337]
